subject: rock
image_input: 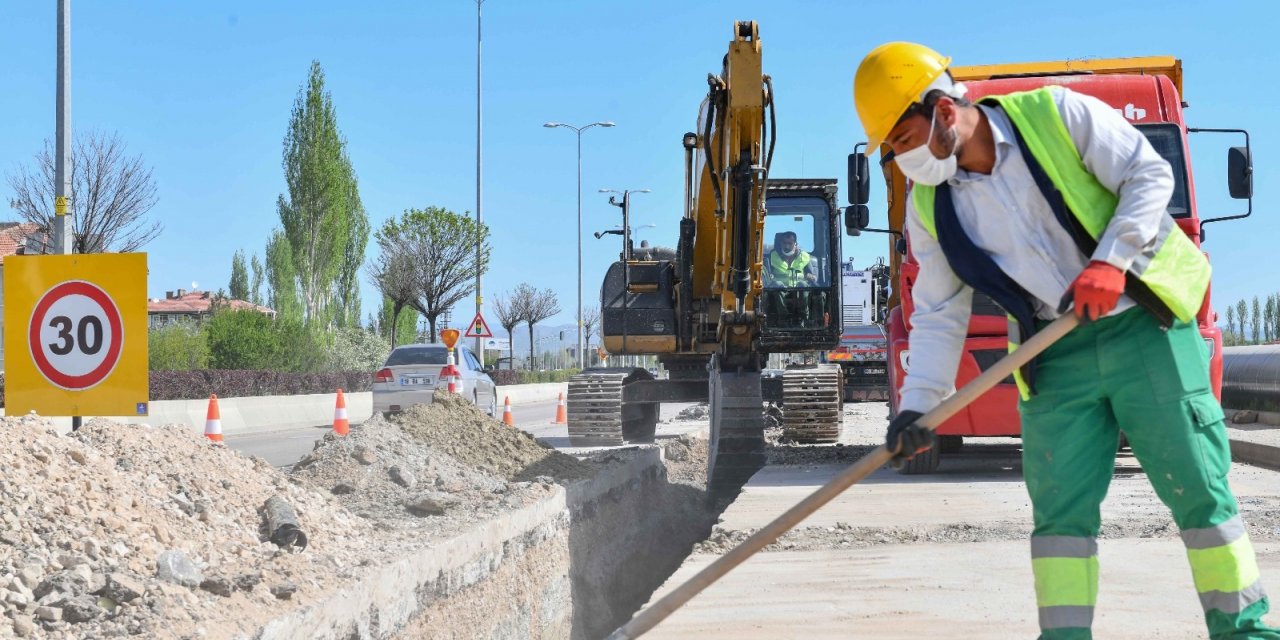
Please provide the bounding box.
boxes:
[404,492,458,517]
[34,605,61,622]
[330,483,357,495]
[33,570,87,600]
[58,594,102,623]
[17,566,42,590]
[199,577,233,597]
[1234,410,1259,424]
[665,441,690,462]
[234,572,262,592]
[99,573,144,603]
[5,590,31,606]
[352,446,377,465]
[388,466,415,488]
[68,449,87,464]
[270,581,297,600]
[155,550,202,588]
[11,615,36,637]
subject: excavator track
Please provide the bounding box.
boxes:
[567,368,658,447]
[708,358,765,495]
[781,364,843,443]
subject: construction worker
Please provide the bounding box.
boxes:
[854,42,1279,639]
[765,231,823,327]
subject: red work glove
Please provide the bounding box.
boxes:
[1063,261,1126,321]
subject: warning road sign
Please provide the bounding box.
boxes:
[4,253,149,416]
[464,312,494,338]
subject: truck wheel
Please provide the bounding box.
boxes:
[939,435,963,454]
[895,443,940,475]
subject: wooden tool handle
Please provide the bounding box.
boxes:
[608,314,1080,639]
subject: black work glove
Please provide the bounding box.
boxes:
[885,410,934,467]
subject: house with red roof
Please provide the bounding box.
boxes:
[0,223,50,370]
[148,289,276,328]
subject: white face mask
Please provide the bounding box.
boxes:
[895,108,957,187]
[781,244,797,257]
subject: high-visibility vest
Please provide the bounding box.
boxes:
[910,87,1210,399]
[768,250,811,287]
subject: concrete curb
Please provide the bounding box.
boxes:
[0,383,569,436]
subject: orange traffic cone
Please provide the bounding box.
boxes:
[333,388,350,436]
[204,394,223,442]
[554,392,567,424]
[502,396,515,427]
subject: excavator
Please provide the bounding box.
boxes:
[566,22,849,493]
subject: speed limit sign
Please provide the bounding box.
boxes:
[4,253,148,416]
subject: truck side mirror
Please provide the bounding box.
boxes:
[896,237,907,256]
[847,151,870,205]
[844,204,869,236]
[1228,146,1252,199]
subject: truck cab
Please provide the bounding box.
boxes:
[855,57,1254,472]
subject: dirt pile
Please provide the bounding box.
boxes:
[289,412,555,539]
[396,393,594,482]
[0,414,386,639]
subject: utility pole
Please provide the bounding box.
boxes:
[474,0,485,357]
[55,0,72,256]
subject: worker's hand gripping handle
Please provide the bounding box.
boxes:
[607,313,1080,640]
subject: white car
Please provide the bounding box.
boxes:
[372,343,499,418]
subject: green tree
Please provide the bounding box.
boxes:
[1225,304,1237,346]
[250,253,265,306]
[371,296,419,347]
[266,229,301,321]
[327,327,390,372]
[1266,296,1276,344]
[367,222,418,346]
[1237,299,1250,344]
[205,309,279,370]
[229,250,250,301]
[334,199,369,328]
[148,322,210,371]
[1252,296,1262,346]
[389,206,490,342]
[278,60,363,325]
[1272,293,1280,345]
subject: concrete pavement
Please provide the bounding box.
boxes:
[643,403,1280,638]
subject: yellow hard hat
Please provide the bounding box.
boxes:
[854,42,952,155]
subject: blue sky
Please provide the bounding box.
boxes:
[1,1,1275,328]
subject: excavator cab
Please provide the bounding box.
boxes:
[759,180,843,353]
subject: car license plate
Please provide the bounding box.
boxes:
[400,376,432,386]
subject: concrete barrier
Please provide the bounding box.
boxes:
[0,383,568,436]
[496,382,568,405]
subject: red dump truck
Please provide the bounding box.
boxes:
[847,57,1254,473]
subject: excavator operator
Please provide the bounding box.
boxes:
[765,231,823,328]
[854,41,1279,639]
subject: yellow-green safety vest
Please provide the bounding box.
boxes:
[910,87,1210,399]
[768,250,812,287]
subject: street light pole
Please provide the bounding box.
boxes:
[544,121,614,370]
[474,0,485,358]
[55,0,72,256]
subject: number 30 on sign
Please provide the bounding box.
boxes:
[4,253,148,417]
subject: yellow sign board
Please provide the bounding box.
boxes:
[54,196,68,216]
[4,253,149,416]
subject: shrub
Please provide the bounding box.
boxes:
[327,327,391,372]
[149,322,210,371]
[149,369,372,400]
[204,309,333,373]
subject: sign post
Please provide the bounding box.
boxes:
[4,253,149,418]
[440,328,461,393]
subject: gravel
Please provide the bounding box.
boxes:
[0,390,587,639]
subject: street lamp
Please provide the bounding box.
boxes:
[545,120,615,369]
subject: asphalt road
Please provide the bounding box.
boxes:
[225,399,701,467]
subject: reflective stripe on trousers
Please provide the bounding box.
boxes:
[1032,536,1097,629]
[1183,515,1268,615]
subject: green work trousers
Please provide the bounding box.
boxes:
[1019,308,1279,640]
